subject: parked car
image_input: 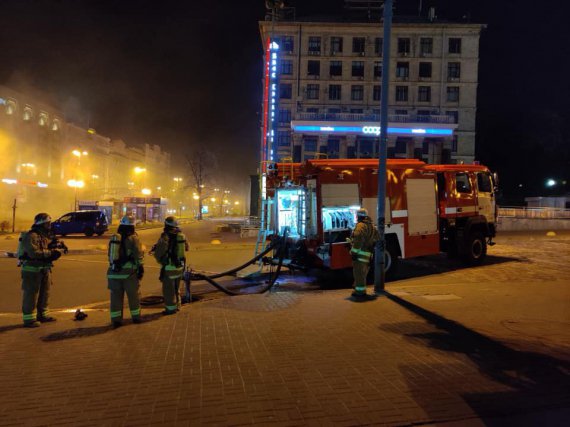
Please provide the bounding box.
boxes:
[51,210,109,237]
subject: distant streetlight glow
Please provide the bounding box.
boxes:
[141,188,151,195]
[546,179,556,187]
[67,179,85,188]
[72,150,88,157]
[193,194,200,200]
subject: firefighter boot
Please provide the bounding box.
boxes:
[23,320,41,328]
[37,316,56,323]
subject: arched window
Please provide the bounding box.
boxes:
[52,119,61,131]
[6,99,17,115]
[39,112,49,126]
[23,106,33,121]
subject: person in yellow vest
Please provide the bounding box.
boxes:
[350,208,379,300]
[19,213,62,327]
[107,215,144,328]
[152,216,189,315]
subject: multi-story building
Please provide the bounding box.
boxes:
[0,85,171,225]
[259,15,485,165]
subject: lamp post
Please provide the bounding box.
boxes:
[71,150,88,210]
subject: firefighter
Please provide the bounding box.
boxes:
[152,216,189,315]
[107,215,144,328]
[19,213,62,327]
[349,208,379,299]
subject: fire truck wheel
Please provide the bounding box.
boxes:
[464,231,487,265]
[366,246,399,282]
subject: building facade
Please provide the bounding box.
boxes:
[259,18,485,165]
[0,85,171,226]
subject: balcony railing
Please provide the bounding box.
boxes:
[296,112,457,124]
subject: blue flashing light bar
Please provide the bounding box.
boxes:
[292,125,453,137]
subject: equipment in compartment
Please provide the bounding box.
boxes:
[321,207,357,232]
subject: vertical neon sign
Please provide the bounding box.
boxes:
[261,37,279,172]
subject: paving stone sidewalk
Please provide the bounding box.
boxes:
[0,286,569,427]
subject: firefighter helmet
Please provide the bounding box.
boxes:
[165,216,179,228]
[356,208,368,218]
[120,215,135,226]
[33,213,52,226]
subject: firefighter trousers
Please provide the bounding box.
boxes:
[21,269,52,324]
[162,276,181,313]
[352,260,370,295]
[108,275,141,321]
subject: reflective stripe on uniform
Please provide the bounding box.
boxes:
[165,304,178,311]
[130,308,141,316]
[23,312,36,321]
[110,310,122,319]
[22,265,48,273]
[354,286,366,293]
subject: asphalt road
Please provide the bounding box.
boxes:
[0,221,257,313]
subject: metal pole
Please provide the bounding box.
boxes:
[374,0,393,294]
[12,198,17,233]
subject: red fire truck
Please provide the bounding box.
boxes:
[265,158,497,276]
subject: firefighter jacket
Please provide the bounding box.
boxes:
[20,227,54,272]
[153,231,188,279]
[107,233,144,280]
[350,217,380,264]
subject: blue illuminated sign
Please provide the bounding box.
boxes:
[292,125,453,137]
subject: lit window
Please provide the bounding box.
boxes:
[6,99,17,115]
[23,106,33,121]
[52,119,60,131]
[38,112,48,126]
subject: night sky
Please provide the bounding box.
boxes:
[1,0,568,201]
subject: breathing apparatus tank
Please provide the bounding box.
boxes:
[175,232,187,265]
[16,232,29,267]
[108,234,122,271]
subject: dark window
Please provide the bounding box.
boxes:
[358,138,374,158]
[347,145,356,158]
[442,149,451,164]
[304,136,318,154]
[278,109,291,124]
[419,62,432,78]
[352,37,365,54]
[293,145,302,162]
[456,173,471,193]
[331,36,343,54]
[446,110,459,123]
[374,37,383,56]
[398,38,410,54]
[396,62,409,78]
[306,84,319,99]
[449,38,462,54]
[351,85,364,101]
[327,138,340,159]
[282,36,294,52]
[387,147,395,158]
[350,108,363,114]
[448,62,461,79]
[308,36,321,55]
[418,86,431,102]
[422,140,430,155]
[447,87,460,102]
[328,107,341,114]
[395,138,408,154]
[373,85,382,101]
[280,83,292,99]
[414,147,423,160]
[395,86,408,102]
[452,135,458,152]
[352,61,364,77]
[330,60,343,76]
[373,61,382,78]
[395,109,408,115]
[281,59,293,75]
[477,172,493,193]
[277,131,291,147]
[307,60,320,76]
[417,109,430,118]
[306,107,319,113]
[328,84,342,100]
[420,37,433,55]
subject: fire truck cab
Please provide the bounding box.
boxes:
[266,159,497,275]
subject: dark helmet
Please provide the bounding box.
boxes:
[34,213,52,226]
[165,216,179,228]
[356,208,368,219]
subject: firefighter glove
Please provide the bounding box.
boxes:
[50,249,62,261]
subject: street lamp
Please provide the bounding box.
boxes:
[67,179,85,210]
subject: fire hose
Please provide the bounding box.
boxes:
[188,227,290,296]
[140,228,289,305]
